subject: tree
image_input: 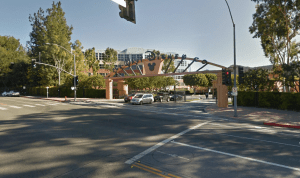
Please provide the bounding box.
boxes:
[242,68,270,91]
[183,74,209,93]
[84,47,99,75]
[205,73,217,88]
[0,36,30,88]
[249,0,300,92]
[86,75,105,89]
[274,61,300,92]
[103,47,118,72]
[125,76,176,91]
[250,0,300,66]
[27,1,74,87]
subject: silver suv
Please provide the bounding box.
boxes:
[131,93,154,105]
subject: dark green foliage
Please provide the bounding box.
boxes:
[237,91,255,107]
[249,0,300,66]
[237,91,300,111]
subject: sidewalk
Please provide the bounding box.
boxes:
[205,104,300,129]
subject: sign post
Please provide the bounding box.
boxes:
[46,87,49,98]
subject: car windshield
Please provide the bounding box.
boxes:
[135,95,143,98]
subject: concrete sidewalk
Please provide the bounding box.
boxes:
[205,104,300,129]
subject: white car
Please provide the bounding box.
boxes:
[131,93,154,105]
[11,91,20,96]
[1,91,7,96]
[6,91,14,96]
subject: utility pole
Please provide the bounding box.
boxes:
[225,0,237,117]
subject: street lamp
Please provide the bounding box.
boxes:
[45,43,77,101]
[224,0,237,117]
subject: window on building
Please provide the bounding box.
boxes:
[100,64,105,69]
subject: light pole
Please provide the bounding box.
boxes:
[224,0,237,117]
[45,43,77,101]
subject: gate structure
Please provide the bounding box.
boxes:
[104,52,229,107]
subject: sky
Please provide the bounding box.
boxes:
[0,0,271,71]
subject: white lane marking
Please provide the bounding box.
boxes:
[211,132,300,148]
[171,141,300,172]
[156,150,190,160]
[9,106,22,109]
[125,121,210,164]
[0,107,8,110]
[35,104,45,106]
[23,105,35,108]
[47,103,59,105]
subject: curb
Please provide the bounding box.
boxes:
[263,122,300,129]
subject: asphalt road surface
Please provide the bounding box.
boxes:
[0,97,300,178]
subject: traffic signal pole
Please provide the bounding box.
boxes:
[74,53,76,102]
[225,0,237,117]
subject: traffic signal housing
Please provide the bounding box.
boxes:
[238,66,244,84]
[222,69,232,86]
[222,69,226,85]
[119,0,136,24]
[73,76,78,86]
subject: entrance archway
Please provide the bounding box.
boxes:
[104,53,229,107]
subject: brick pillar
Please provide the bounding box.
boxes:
[117,80,128,97]
[106,79,113,100]
[214,72,228,107]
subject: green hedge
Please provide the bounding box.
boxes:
[237,91,300,111]
[26,87,106,98]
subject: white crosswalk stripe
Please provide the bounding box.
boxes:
[47,103,59,105]
[23,105,36,108]
[9,106,22,109]
[0,107,8,110]
[35,104,45,106]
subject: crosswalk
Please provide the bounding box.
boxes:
[0,102,67,111]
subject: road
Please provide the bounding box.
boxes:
[0,97,300,178]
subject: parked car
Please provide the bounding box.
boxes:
[170,94,183,101]
[154,92,170,102]
[11,91,20,97]
[124,93,137,102]
[131,93,154,105]
[1,91,7,96]
[6,91,15,96]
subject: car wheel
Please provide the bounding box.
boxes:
[150,100,152,104]
[140,101,143,105]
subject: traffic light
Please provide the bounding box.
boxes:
[222,69,226,85]
[119,0,136,24]
[238,66,244,84]
[73,76,79,86]
[222,69,231,86]
[226,70,231,85]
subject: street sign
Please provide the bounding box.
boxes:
[111,0,126,7]
[232,87,238,96]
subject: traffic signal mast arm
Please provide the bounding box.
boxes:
[34,61,75,77]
